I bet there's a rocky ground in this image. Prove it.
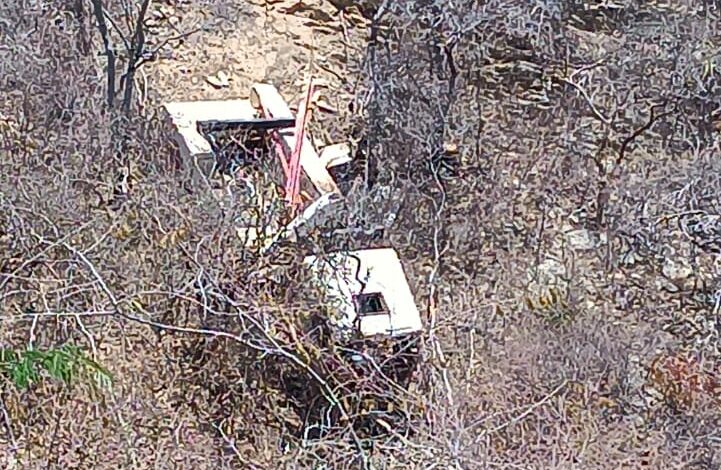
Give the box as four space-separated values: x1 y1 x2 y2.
145 0 366 117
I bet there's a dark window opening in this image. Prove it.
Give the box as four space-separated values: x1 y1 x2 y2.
353 293 389 317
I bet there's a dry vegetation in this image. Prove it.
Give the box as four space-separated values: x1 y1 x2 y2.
2 0 721 469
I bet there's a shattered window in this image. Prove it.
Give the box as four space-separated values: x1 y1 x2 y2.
353 292 389 316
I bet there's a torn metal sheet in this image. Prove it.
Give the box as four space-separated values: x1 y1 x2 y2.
303 248 422 338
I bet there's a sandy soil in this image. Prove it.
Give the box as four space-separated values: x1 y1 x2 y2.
145 0 367 109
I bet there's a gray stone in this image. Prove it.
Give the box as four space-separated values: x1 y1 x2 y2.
655 276 680 293
662 258 693 281
564 228 597 250
533 258 566 285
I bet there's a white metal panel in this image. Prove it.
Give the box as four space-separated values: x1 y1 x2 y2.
164 99 256 125
163 98 262 185
251 84 340 196
304 248 422 338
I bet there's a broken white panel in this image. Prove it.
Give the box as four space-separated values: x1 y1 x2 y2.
250 83 340 196
319 143 352 168
163 99 257 180
303 248 422 338
260 192 343 254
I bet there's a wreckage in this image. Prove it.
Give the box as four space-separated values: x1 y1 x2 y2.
163 84 421 437
164 82 422 345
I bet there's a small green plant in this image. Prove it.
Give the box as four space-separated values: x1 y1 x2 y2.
0 344 112 390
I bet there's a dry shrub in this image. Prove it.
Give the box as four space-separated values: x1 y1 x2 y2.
1 2 381 469
347 0 721 467
3 0 721 469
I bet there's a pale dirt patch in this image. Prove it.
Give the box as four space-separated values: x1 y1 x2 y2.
145 0 366 108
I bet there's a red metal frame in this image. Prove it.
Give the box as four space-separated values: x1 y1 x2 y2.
255 79 315 212
286 79 314 208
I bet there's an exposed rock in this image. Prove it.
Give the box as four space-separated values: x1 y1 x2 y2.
655 276 680 293
625 354 649 408
621 250 638 267
443 142 459 154
206 70 230 88
532 257 566 286
327 0 382 18
662 258 693 281
564 228 597 250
